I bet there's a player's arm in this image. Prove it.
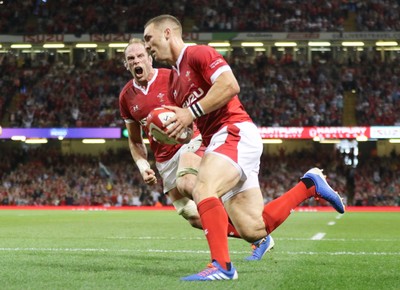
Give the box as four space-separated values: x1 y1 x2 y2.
195 69 240 114
126 121 157 185
164 70 239 137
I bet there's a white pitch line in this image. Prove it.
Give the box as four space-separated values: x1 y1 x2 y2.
311 232 326 240
106 236 400 242
282 251 400 256
327 221 336 226
0 247 399 256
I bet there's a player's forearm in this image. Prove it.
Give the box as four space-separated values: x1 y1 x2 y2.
129 138 148 163
192 72 240 116
128 139 155 181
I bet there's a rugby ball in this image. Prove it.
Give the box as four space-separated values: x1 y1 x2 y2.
146 107 193 145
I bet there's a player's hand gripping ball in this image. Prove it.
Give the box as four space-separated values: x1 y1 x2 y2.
146 107 193 145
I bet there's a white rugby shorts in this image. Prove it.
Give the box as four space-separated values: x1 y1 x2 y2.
204 121 263 202
156 135 202 193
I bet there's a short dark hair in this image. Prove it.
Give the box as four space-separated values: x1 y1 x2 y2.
144 14 182 32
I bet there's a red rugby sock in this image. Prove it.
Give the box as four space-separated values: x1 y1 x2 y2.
262 182 315 233
227 221 241 238
198 197 231 270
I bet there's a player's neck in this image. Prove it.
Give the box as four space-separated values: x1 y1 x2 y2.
135 81 147 89
170 40 185 65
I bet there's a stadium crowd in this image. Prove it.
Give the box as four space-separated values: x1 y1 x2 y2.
355 0 400 31
1 0 400 208
231 51 345 127
353 57 400 126
1 0 400 34
5 55 124 128
0 54 27 124
3 50 400 128
0 146 164 207
2 0 400 127
0 144 399 207
0 0 349 35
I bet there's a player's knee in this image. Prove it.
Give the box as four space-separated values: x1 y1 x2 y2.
176 168 197 197
176 175 195 197
172 197 201 228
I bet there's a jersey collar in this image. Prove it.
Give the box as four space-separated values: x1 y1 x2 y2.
173 45 189 76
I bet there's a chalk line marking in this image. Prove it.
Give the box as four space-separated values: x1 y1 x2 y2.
106 236 400 242
311 233 326 240
0 247 399 256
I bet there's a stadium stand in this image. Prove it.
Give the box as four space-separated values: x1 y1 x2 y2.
0 146 166 207
1 1 399 128
1 145 399 206
1 0 398 34
3 52 399 128
354 0 400 31
1 0 400 207
6 57 124 128
0 0 186 34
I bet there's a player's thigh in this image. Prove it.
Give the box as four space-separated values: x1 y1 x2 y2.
193 152 241 203
178 151 201 169
224 187 266 241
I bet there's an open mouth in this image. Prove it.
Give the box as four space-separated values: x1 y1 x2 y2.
134 67 143 77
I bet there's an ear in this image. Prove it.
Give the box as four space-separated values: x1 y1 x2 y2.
164 27 171 40
124 60 129 70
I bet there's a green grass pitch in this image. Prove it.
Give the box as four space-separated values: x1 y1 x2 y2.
0 209 399 290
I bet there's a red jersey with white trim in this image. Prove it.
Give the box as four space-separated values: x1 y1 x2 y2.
119 68 182 162
169 45 252 146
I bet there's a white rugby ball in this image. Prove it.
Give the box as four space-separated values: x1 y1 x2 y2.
146 107 193 145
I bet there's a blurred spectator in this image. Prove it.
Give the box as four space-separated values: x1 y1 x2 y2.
229 52 344 126
355 0 400 31
4 49 400 128
1 1 399 34
353 56 400 125
7 56 125 128
0 146 164 207
1 0 400 209
0 0 349 34
1 144 399 207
